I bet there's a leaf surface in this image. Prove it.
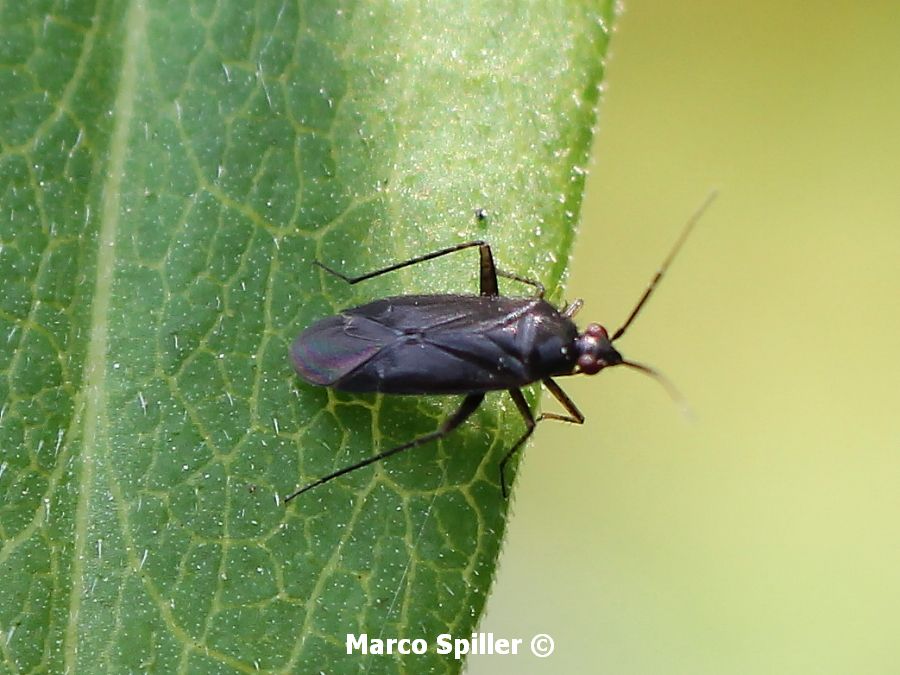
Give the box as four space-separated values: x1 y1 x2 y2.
0 1 614 671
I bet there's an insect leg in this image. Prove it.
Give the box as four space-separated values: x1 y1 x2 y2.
478 244 499 296
539 378 585 424
499 389 536 498
499 380 585 497
562 298 584 318
496 269 545 298
284 393 485 503
314 240 500 297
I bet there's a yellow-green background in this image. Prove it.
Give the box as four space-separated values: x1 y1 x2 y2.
472 2 900 673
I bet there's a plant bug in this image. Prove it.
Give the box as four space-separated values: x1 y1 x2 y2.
286 194 716 502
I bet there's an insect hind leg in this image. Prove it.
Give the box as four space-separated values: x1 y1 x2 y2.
314 240 500 296
284 393 485 502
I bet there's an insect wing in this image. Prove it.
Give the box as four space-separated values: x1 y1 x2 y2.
332 295 535 394
291 312 396 386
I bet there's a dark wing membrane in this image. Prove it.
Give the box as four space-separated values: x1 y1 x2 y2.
291 313 397 386
334 295 540 394
341 294 531 333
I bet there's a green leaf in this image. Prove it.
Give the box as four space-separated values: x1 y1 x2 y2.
0 1 614 672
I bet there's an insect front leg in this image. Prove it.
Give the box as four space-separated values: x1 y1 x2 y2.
499 389 537 498
538 378 585 424
499 380 585 497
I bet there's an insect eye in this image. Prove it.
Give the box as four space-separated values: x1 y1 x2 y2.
578 353 602 375
585 323 609 341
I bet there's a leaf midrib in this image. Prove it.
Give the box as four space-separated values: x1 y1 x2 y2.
65 0 148 668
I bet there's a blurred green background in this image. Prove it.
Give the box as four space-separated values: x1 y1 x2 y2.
471 1 900 673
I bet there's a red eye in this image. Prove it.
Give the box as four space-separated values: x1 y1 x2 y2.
585 323 608 340
578 354 602 375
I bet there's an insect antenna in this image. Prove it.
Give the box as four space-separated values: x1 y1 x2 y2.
612 191 718 342
620 359 692 417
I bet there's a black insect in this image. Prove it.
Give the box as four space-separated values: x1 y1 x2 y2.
286 196 715 502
